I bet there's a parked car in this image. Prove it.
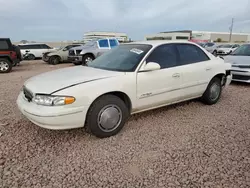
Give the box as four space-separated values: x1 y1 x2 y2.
215 44 240 56
42 44 83 65
17 41 232 138
224 43 250 83
0 38 20 73
203 42 218 55
68 38 119 65
18 43 56 60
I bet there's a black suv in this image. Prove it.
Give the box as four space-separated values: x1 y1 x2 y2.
0 38 22 73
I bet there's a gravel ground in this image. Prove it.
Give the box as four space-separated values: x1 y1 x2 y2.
0 60 250 188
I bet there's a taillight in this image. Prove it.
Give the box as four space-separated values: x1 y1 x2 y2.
10 51 17 59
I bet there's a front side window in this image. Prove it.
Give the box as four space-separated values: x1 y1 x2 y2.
176 44 210 65
146 44 178 69
88 44 152 72
109 39 118 48
98 39 109 48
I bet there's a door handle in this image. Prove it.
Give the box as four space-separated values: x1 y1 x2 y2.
206 67 211 71
172 73 180 78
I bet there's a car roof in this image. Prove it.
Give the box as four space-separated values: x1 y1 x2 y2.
129 40 199 47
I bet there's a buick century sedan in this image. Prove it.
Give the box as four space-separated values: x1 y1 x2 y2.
17 41 232 138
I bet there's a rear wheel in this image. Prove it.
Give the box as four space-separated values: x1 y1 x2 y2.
27 54 35 60
201 77 222 105
0 58 12 73
85 95 129 138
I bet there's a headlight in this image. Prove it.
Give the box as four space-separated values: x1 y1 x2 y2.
33 94 75 106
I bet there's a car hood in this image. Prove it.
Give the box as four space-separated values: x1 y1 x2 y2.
24 66 124 94
224 55 250 65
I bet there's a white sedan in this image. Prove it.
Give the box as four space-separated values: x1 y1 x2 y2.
17 41 232 138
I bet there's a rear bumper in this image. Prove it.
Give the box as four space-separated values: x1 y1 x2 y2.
223 70 232 87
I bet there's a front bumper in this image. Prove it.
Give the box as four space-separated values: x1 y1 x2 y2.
17 92 89 130
231 69 250 83
68 55 82 63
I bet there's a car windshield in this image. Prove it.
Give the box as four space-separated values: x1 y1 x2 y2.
219 44 233 48
87 44 152 72
231 44 250 56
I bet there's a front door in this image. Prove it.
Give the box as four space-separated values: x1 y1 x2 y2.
136 44 183 111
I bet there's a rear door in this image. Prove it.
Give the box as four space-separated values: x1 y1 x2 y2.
175 43 211 99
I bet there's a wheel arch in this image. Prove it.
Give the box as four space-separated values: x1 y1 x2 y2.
88 91 132 113
211 73 226 86
83 53 95 59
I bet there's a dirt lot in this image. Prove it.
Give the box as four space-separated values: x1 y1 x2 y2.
1 60 250 188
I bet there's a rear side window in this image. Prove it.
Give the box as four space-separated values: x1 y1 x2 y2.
176 44 210 65
40 44 51 49
0 41 9 50
206 43 215 47
109 39 118 48
18 44 41 49
146 44 178 69
98 39 109 48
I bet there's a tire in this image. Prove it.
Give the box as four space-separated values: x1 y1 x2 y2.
201 77 222 105
49 56 60 65
85 95 129 138
82 54 94 65
0 58 12 73
27 54 35 60
212 51 217 56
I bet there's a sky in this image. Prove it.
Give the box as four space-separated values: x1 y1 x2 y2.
0 0 249 42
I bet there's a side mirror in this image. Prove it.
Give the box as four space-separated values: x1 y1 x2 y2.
140 62 161 72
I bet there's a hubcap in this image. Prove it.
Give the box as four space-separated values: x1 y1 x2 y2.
0 61 9 71
210 83 220 101
98 105 122 132
85 57 93 63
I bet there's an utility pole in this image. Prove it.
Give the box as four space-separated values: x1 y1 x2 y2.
229 18 234 42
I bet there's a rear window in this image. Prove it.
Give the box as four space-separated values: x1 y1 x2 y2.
0 41 9 50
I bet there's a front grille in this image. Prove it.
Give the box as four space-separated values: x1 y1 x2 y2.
232 75 250 81
23 87 33 102
68 50 75 56
76 50 82 55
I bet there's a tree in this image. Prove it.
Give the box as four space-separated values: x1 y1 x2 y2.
216 38 222 42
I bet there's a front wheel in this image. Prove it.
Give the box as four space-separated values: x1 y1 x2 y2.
212 51 217 56
201 77 222 105
49 56 60 65
82 54 94 65
85 95 129 138
0 58 12 73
